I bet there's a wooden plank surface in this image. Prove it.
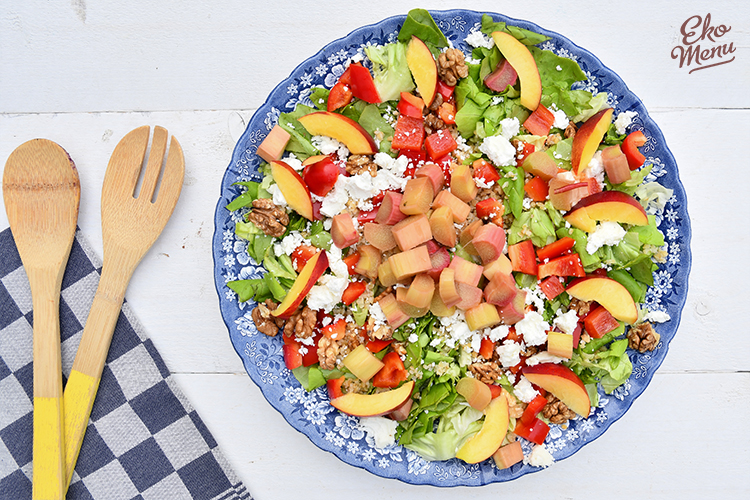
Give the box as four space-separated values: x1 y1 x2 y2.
1 1 748 498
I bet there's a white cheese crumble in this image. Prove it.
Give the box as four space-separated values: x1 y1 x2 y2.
311 135 349 160
281 154 304 171
489 324 510 342
465 30 495 49
643 309 671 323
499 117 520 140
369 302 387 327
551 108 569 129
479 134 516 167
513 375 539 403
515 311 550 346
586 221 627 254
614 111 638 135
496 340 522 368
358 416 398 449
524 444 555 468
306 274 349 312
320 177 350 218
267 183 288 208
274 231 308 257
553 309 579 335
582 150 604 189
326 244 349 279
525 351 566 366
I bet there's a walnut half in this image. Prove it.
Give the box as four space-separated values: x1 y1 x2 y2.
437 48 469 86
247 198 289 237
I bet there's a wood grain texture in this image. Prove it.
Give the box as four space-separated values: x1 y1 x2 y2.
1 1 748 498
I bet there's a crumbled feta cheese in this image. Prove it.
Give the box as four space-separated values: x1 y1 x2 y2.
344 173 380 200
586 221 627 254
369 302 387 326
555 65 562 71
491 95 504 106
496 340 521 368
479 135 516 167
554 309 579 335
320 177 349 217
306 274 349 312
513 375 539 403
525 351 566 366
274 231 308 257
311 135 349 160
281 154 304 171
358 416 398 449
500 117 520 140
515 311 549 346
523 287 547 317
489 324 510 342
326 244 349 279
643 309 671 323
524 444 555 467
267 183 288 208
474 176 495 189
465 30 495 49
408 333 419 344
551 108 569 129
582 150 605 190
614 111 638 135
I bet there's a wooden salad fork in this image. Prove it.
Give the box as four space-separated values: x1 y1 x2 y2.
62 126 184 489
3 140 80 499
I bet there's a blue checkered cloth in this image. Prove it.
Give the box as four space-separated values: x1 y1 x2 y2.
0 228 250 500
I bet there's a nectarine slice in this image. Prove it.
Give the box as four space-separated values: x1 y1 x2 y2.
270 160 314 220
271 251 329 319
522 363 590 417
571 108 614 174
297 111 377 155
566 276 638 324
406 36 438 106
564 191 648 232
491 31 542 111
455 391 510 464
331 381 415 417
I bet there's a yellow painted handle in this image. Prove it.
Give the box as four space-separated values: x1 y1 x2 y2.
33 397 65 500
62 369 100 490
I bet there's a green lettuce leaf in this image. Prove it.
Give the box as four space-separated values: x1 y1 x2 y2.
404 405 483 461
479 14 551 46
365 42 415 102
398 9 449 51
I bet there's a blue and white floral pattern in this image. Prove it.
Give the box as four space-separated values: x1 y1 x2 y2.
211 10 692 486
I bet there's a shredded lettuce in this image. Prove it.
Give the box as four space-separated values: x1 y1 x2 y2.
364 42 415 102
570 337 633 394
404 405 483 461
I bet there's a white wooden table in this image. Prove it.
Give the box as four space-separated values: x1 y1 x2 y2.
2 1 748 498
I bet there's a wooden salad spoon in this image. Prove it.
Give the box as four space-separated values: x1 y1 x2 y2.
62 126 184 490
3 140 81 499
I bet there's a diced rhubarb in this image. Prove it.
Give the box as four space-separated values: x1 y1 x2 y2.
475 197 504 225
450 163 478 202
257 125 291 163
508 240 538 275
375 191 407 225
484 271 518 307
396 286 429 318
364 222 397 252
548 176 589 211
392 114 425 151
547 331 574 359
539 276 565 300
622 130 647 170
465 303 502 331
522 151 558 181
537 253 585 280
522 104 555 136
439 267 462 307
427 247 451 281
425 240 441 254
471 223 507 264
429 206 457 247
392 214 432 251
601 144 631 185
583 305 620 339
493 441 524 470
343 344 384 382
377 260 398 287
449 256 484 287
497 290 526 325
484 58 518 92
455 282 483 311
331 212 359 249
389 245 432 280
400 177 435 215
483 254 513 281
459 220 484 257
378 292 409 328
432 189 471 223
415 162 445 194
404 273 435 310
353 244 381 279
425 129 457 159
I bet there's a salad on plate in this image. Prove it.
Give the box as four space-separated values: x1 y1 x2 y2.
224 9 675 471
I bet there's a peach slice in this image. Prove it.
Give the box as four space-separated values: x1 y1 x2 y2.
456 377 492 411
378 292 409 328
491 31 542 111
297 111 377 155
406 36 438 106
439 267 462 308
343 344 385 382
522 363 590 417
389 245 432 280
364 222 397 252
465 302 502 331
400 177 435 215
449 256 484 287
547 331 574 359
331 212 359 249
493 441 524 470
353 244 381 280
564 191 648 232
471 223 507 264
388 397 414 422
270 160 313 220
483 254 513 281
522 151 558 181
257 125 291 163
429 206 457 248
571 108 614 174
432 189 471 223
392 214 432 251
375 191 407 225
566 276 638 324
331 380 415 417
301 154 330 166
450 163 478 203
455 391 510 464
271 251 329 319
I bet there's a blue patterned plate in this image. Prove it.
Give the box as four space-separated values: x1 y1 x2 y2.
212 10 691 486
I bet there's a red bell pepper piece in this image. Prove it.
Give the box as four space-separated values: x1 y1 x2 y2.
327 81 353 112
436 80 455 101
356 207 379 224
437 102 456 125
522 104 555 136
290 244 320 272
347 62 381 104
321 318 346 340
282 342 303 370
520 394 548 425
475 197 504 225
488 384 504 399
515 142 535 167
432 154 453 183
536 237 576 262
397 92 425 119
372 351 408 388
341 281 367 305
327 376 346 400
506 326 522 343
301 332 322 367
622 130 647 170
583 305 620 339
472 159 501 184
342 252 360 275
513 416 550 445
479 337 495 359
366 338 393 353
524 176 549 202
508 240 538 275
424 129 457 159
537 253 585 280
539 276 566 301
391 114 425 151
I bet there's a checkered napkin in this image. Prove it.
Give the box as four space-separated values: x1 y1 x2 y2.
0 228 250 500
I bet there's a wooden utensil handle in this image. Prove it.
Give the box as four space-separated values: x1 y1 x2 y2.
63 263 133 490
